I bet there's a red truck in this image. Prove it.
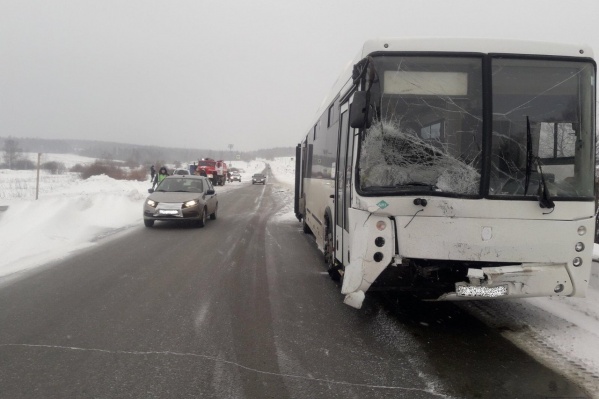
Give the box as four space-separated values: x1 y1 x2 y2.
194 158 228 186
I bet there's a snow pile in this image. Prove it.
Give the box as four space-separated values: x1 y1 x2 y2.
269 157 295 186
0 169 81 199
359 120 480 194
0 174 150 277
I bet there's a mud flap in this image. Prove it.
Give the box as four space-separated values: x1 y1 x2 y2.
343 290 365 309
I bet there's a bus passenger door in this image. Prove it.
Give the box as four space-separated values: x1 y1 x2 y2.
335 102 351 266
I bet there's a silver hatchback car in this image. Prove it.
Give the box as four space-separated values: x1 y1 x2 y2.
143 175 218 228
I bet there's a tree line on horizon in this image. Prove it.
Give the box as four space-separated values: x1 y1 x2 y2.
0 137 295 168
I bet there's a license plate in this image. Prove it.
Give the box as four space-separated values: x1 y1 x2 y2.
456 284 508 297
159 210 178 215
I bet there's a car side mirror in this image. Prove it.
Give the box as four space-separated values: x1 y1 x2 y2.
206 189 215 195
148 188 154 193
349 91 371 129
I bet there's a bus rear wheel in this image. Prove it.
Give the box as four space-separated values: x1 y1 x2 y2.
324 226 341 281
302 217 312 234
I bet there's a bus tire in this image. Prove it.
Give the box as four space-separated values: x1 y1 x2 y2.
302 217 312 234
324 218 340 281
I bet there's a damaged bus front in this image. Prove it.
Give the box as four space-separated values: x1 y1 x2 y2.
298 38 596 309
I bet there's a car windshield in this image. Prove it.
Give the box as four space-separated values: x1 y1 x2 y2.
253 174 264 178
157 178 203 193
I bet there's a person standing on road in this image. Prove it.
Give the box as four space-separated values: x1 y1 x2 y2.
150 165 156 182
152 166 168 189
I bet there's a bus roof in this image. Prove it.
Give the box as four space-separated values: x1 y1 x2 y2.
360 37 593 59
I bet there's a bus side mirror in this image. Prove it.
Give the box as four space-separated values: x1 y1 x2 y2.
349 91 371 129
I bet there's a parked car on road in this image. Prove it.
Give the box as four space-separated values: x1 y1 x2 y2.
143 175 217 228
252 174 266 185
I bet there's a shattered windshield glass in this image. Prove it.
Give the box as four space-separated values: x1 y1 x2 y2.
490 58 595 198
357 55 595 200
358 56 483 195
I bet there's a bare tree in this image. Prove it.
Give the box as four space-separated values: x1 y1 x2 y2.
3 137 22 169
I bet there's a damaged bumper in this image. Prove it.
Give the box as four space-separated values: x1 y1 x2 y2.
441 263 574 300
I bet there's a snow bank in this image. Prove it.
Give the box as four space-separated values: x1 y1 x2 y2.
0 174 149 277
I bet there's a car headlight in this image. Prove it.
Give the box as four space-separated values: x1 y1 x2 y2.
146 199 157 207
183 199 199 208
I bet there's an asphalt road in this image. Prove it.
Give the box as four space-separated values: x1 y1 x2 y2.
0 173 589 398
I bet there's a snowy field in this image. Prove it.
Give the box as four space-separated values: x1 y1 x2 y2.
1 153 599 395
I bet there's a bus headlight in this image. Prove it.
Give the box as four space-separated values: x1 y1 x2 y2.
573 257 583 267
578 226 586 236
376 221 387 231
575 242 585 252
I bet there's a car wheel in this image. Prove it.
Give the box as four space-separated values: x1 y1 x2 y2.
210 203 218 220
144 219 154 228
198 207 207 228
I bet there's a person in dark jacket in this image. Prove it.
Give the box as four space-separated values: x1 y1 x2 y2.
150 165 156 182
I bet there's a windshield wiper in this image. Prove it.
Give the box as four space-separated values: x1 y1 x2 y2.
525 116 533 195
524 116 555 210
536 161 555 210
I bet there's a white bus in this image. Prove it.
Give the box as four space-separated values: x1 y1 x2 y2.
294 38 596 309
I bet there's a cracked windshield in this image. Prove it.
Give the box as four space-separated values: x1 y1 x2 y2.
358 56 595 200
490 58 595 198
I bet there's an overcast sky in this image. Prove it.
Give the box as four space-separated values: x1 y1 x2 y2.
1 0 598 151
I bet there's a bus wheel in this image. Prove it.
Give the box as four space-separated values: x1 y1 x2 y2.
302 217 312 234
324 227 340 281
